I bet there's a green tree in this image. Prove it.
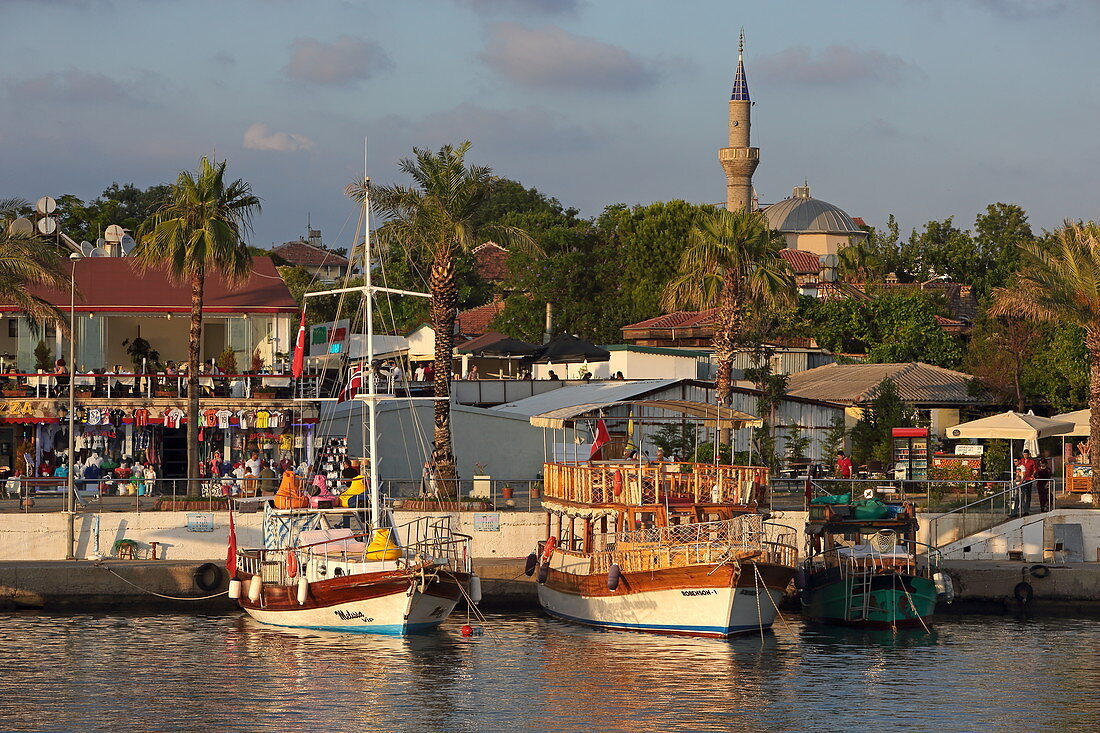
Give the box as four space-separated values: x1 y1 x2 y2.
55 183 174 243
133 157 260 480
973 203 1033 296
990 222 1100 498
850 378 914 465
900 217 977 282
818 415 848 465
598 200 713 325
837 238 884 283
0 226 68 330
353 142 532 491
663 208 795 404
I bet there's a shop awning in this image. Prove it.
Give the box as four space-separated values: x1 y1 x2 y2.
529 400 761 430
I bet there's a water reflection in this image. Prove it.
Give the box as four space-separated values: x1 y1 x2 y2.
0 611 1097 732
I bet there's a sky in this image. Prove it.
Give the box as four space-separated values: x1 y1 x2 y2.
2 0 1100 251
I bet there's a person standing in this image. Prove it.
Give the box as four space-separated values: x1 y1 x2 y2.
1035 456 1054 513
1016 449 1037 516
835 450 853 479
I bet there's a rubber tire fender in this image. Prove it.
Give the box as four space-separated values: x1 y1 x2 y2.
1013 581 1034 605
193 562 225 592
524 553 538 577
1029 564 1051 579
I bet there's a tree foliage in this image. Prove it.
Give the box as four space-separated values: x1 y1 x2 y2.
850 379 914 465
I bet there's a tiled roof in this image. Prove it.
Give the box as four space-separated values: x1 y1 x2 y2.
473 242 509 282
456 331 508 353
456 301 505 337
622 309 718 331
779 249 821 274
817 281 872 302
784 362 988 406
272 240 350 267
851 217 867 228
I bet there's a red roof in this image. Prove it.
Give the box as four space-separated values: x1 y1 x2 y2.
622 309 718 331
779 249 821 274
272 240 350 267
473 242 509 281
456 301 505 336
851 217 867 228
4 256 298 314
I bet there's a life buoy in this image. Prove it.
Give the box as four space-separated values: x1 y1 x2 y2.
193 562 224 592
1014 581 1034 605
613 470 623 497
540 536 557 564
287 550 299 579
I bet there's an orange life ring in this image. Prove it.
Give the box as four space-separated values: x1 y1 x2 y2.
286 550 299 578
613 469 623 497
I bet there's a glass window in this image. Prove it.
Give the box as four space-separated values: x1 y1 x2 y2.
7 320 16 338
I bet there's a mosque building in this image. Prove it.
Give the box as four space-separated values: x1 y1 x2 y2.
720 34 868 257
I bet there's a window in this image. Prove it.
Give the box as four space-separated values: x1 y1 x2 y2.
7 320 15 338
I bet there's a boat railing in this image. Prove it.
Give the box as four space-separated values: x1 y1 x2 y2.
543 461 769 507
236 517 472 582
588 515 797 574
803 537 942 580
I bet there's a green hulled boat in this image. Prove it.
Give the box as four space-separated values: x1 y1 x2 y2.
797 495 950 630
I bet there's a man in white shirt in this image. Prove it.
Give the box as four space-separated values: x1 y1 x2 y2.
244 451 263 476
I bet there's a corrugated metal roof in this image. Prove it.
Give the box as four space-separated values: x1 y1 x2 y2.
622 309 717 331
784 362 987 406
491 379 685 417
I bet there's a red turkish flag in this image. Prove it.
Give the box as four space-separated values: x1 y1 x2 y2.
291 309 307 379
590 419 610 461
226 507 238 578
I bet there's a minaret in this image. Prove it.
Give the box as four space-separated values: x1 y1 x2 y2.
719 31 759 212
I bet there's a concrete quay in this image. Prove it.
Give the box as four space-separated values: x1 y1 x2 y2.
0 557 538 612
940 559 1100 616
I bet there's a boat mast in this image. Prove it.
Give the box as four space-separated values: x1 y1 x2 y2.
363 142 381 530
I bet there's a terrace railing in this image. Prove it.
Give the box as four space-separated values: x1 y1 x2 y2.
543 461 769 507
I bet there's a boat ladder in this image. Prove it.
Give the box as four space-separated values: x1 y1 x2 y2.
846 565 874 622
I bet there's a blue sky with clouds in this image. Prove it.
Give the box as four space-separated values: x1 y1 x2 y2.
2 0 1099 249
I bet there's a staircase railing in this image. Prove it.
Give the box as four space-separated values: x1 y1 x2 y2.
927 484 1017 549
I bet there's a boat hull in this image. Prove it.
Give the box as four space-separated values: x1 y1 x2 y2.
538 562 794 638
238 569 467 635
801 571 937 629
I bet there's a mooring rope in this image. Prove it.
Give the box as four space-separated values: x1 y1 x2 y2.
95 562 229 601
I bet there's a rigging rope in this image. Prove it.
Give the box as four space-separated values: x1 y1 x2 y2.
95 562 229 601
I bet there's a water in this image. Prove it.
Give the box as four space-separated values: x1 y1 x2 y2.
0 611 1096 732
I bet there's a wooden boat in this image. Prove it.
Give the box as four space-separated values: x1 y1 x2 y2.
531 457 798 638
798 496 949 630
232 507 474 634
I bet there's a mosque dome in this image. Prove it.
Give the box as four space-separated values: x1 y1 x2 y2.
763 185 864 235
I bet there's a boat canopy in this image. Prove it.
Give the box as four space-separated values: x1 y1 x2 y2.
529 400 762 430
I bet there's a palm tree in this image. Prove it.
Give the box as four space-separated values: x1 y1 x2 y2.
991 221 1100 500
837 239 883 283
663 208 795 406
133 157 260 481
347 142 531 494
0 228 69 329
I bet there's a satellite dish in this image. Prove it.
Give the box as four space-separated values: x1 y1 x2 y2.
8 218 34 236
89 246 111 258
37 217 57 235
119 234 137 254
79 241 94 257
104 224 126 243
35 196 57 215
95 238 107 249
820 254 839 269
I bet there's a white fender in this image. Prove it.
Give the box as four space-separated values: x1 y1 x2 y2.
297 575 309 605
228 578 242 600
468 574 483 604
247 577 262 603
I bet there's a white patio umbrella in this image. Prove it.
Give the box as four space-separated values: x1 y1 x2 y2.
948 411 1075 480
1051 408 1090 437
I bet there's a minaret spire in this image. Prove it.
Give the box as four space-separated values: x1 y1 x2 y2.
719 30 759 212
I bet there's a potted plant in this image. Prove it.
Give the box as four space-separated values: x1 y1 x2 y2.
155 385 178 398
216 347 238 375
530 481 542 499
471 462 491 498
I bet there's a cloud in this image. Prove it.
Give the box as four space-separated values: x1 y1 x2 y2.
755 45 914 87
6 68 156 107
210 51 235 69
479 22 657 91
375 102 603 155
284 35 391 87
243 123 315 152
453 0 580 14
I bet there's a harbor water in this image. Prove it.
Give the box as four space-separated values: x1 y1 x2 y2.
1 611 1096 732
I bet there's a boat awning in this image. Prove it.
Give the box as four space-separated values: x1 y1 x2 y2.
529 400 762 430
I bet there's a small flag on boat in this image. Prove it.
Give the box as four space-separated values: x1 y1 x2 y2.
291 308 307 379
590 419 610 460
226 507 238 578
337 367 364 403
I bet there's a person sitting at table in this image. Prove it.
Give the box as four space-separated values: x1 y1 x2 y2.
53 358 69 397
259 460 279 495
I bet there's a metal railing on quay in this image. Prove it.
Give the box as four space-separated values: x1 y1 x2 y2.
3 476 277 514
0 371 319 400
927 483 1020 549
381 477 547 512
